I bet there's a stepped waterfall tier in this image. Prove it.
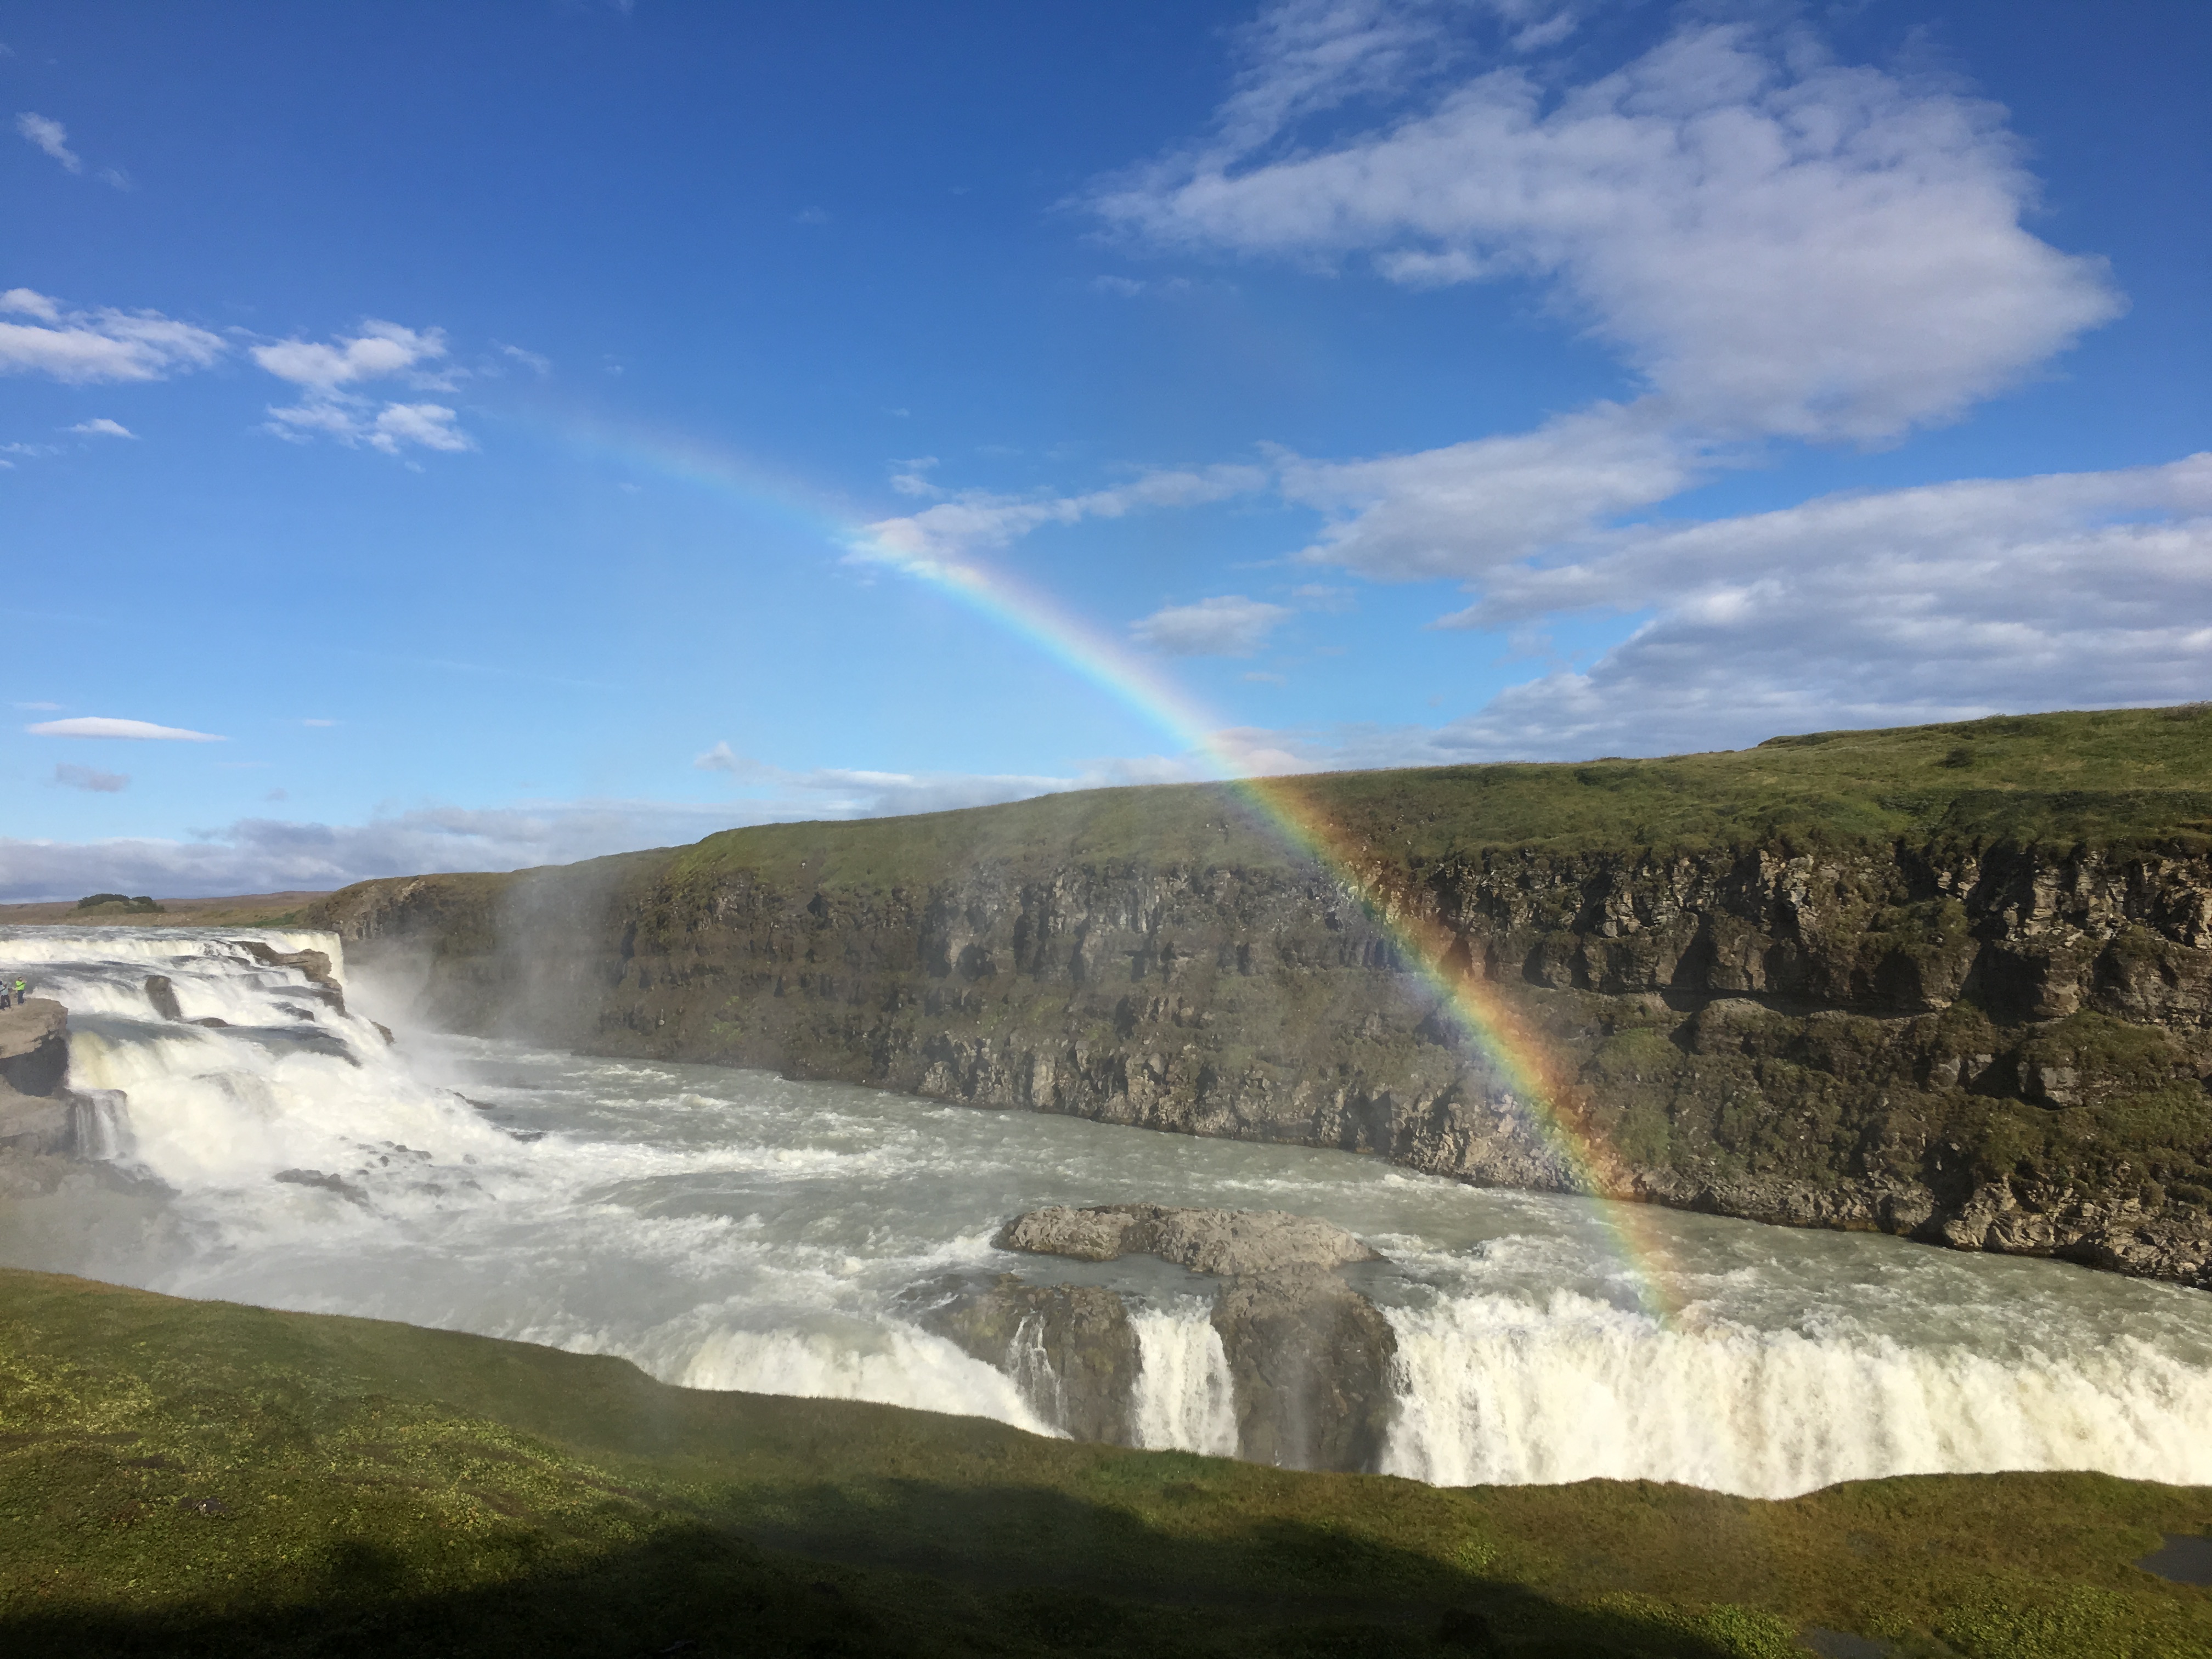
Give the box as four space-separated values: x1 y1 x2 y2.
5 923 2212 1500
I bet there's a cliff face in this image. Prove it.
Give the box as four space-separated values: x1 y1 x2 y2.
308 712 2212 1293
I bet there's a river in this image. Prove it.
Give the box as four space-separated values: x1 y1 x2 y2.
4 924 2209 1500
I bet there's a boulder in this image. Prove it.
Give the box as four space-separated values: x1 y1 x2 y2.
144 975 184 1020
995 1204 1380 1277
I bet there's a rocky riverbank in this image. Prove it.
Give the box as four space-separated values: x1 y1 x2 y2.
304 707 2212 1292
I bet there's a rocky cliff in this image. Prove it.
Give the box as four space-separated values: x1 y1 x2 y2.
306 707 2212 1291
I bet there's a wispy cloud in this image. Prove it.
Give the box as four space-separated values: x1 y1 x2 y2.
66 417 134 438
0 800 744 903
1130 594 1292 657
695 741 1207 817
0 288 225 385
15 111 80 172
858 462 1268 569
53 762 127 793
26 716 225 742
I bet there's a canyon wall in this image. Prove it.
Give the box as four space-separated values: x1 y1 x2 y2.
307 755 2212 1291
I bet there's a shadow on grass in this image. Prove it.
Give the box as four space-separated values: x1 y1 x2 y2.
3 1479 1768 1659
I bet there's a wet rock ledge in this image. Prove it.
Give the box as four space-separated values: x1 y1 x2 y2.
920 1205 1400 1473
0 999 123 1193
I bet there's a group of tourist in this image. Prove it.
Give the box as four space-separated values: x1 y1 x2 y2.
0 976 31 1009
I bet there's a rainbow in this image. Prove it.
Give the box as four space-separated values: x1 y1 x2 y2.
535 409 1683 1319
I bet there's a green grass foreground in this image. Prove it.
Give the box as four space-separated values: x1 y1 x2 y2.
3 1271 2208 1657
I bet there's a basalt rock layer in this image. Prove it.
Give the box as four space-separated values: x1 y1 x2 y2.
306 707 2212 1291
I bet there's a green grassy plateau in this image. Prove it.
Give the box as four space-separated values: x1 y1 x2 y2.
3 1269 2207 1658
657 704 2212 896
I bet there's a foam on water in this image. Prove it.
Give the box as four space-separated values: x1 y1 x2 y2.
7 924 2212 1499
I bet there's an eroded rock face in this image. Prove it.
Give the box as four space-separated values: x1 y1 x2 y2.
982 1204 1401 1471
915 1276 1141 1444
996 1204 1380 1277
1211 1268 1397 1472
0 999 72 1104
308 791 2212 1293
0 1000 96 1162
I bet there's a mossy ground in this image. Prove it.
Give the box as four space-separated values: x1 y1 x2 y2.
3 1269 2208 1657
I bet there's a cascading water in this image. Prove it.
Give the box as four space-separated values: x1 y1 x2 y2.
1130 1301 1239 1456
5 923 2212 1500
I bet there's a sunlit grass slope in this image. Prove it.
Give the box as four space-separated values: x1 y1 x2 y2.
3 1269 2208 1657
663 705 2212 896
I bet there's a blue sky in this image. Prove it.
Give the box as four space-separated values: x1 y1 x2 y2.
3 0 2208 898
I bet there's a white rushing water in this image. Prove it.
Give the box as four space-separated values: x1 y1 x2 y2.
5 923 2211 1500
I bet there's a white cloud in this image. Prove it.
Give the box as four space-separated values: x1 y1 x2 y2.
498 342 552 376
252 320 449 390
253 321 475 454
858 463 1268 569
1415 454 2212 757
15 111 80 172
1279 400 1699 579
26 716 225 742
888 456 942 497
66 417 134 438
695 741 1087 816
370 402 472 453
0 800 750 904
0 289 225 385
1207 1 1598 163
694 740 1218 818
1131 594 1293 657
1094 17 2120 444
53 762 127 793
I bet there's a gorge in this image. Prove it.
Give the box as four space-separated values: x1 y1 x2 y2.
301 706 2212 1293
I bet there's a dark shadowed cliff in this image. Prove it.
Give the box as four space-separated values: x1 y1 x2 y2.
306 706 2212 1290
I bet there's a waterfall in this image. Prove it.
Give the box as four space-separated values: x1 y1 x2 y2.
1376 1289 2212 1498
1130 1301 1239 1456
7 923 2212 1503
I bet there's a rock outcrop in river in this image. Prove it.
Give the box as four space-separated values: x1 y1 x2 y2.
0 999 127 1194
304 707 2212 1291
923 1205 1398 1471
